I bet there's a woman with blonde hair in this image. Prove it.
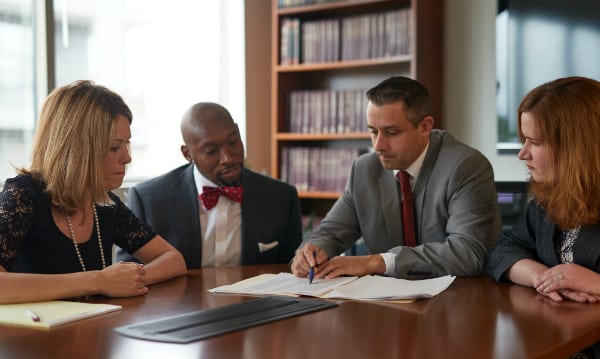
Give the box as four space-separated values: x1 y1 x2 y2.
0 80 186 304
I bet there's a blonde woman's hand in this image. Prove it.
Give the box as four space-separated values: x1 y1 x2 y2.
95 261 148 297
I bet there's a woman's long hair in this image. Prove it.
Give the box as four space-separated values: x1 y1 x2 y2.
20 80 132 214
518 76 600 229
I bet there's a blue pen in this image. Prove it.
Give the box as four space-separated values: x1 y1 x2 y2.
308 251 316 284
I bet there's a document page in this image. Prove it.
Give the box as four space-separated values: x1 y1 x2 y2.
322 275 455 300
209 273 455 301
209 272 358 297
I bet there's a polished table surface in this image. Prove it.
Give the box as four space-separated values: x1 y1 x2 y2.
2 264 600 359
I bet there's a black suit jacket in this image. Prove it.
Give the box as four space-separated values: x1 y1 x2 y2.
487 200 600 281
115 164 303 268
487 196 600 358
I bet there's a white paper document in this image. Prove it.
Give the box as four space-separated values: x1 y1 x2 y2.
208 273 358 297
208 272 455 301
321 274 455 300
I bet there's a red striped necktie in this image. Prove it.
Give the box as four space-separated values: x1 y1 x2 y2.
397 171 416 247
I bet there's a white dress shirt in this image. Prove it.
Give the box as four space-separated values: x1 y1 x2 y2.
193 166 242 267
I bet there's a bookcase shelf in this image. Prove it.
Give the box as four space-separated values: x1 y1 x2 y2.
277 0 409 16
276 133 370 141
271 0 443 217
275 55 412 72
298 191 341 200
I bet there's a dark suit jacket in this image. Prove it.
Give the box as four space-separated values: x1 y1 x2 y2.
487 200 600 281
487 196 600 358
304 130 502 278
115 164 303 268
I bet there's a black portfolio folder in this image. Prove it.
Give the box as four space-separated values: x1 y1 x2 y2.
114 296 337 343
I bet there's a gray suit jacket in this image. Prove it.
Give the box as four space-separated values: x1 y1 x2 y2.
115 164 303 268
305 130 501 278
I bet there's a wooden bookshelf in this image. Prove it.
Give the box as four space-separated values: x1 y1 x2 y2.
270 0 443 216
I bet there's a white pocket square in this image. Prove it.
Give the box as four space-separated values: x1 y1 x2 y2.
258 241 279 253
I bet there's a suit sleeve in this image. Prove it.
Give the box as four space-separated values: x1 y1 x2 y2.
486 201 541 281
302 160 363 258
114 186 144 263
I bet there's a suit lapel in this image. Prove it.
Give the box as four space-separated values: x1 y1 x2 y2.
539 221 560 266
170 164 200 224
170 164 203 267
540 222 600 270
413 131 443 241
239 169 260 264
573 226 600 270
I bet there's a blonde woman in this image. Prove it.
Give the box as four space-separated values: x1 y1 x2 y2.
0 80 186 304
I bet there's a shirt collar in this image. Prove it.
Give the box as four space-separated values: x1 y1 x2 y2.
393 140 430 183
193 165 218 196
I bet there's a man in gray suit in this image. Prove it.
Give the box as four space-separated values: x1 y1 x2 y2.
116 102 302 268
292 76 501 279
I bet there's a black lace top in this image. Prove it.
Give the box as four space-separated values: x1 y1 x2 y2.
0 175 156 273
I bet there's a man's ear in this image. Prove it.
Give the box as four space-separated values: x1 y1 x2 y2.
420 116 434 132
181 145 192 162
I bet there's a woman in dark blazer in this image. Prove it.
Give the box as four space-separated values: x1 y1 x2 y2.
488 76 600 358
487 76 600 306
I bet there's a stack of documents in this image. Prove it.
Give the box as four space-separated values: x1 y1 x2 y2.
209 272 455 302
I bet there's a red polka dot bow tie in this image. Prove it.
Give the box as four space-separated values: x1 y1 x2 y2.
199 186 243 210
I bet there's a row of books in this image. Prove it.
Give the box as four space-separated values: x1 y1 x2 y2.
280 8 411 65
281 147 371 193
288 89 368 134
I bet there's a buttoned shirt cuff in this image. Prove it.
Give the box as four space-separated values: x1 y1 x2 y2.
380 252 396 276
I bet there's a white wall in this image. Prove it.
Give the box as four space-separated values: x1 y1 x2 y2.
444 0 528 181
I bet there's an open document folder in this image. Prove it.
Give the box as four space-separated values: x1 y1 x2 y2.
208 272 455 301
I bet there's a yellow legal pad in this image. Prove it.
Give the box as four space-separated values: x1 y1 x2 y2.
0 300 122 330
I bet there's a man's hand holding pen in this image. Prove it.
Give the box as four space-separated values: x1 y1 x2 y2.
291 243 326 280
292 242 386 279
308 251 317 284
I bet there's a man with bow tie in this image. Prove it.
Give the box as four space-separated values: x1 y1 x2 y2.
116 102 302 268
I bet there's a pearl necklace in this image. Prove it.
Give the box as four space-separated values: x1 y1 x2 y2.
66 204 106 271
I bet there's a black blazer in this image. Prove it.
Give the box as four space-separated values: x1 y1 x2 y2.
115 164 303 268
487 200 600 281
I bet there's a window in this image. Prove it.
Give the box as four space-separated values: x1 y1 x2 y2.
0 0 36 182
0 0 245 185
54 0 246 183
496 0 600 153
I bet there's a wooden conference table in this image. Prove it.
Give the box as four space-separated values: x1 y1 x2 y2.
1 264 600 359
